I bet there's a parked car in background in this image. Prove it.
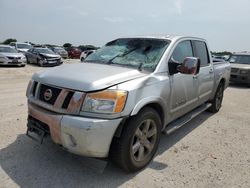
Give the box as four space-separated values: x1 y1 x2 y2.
26 47 63 67
66 47 81 59
229 52 250 86
212 57 225 62
51 47 68 59
80 50 96 61
0 45 26 67
9 42 32 53
26 35 230 172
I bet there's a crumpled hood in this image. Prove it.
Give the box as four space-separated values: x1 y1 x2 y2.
18 48 29 52
231 63 250 70
32 63 147 92
40 53 61 58
0 52 25 58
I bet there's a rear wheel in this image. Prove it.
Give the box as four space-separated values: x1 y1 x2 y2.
110 107 161 172
207 82 224 113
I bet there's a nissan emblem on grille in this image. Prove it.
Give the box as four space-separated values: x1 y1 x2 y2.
44 89 53 101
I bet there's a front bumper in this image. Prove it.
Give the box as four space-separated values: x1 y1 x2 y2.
42 60 63 67
230 73 250 84
28 102 122 158
0 59 26 66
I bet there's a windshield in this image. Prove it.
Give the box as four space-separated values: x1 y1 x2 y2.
16 43 32 49
35 48 55 54
84 38 169 72
54 47 65 52
0 46 18 53
229 55 250 64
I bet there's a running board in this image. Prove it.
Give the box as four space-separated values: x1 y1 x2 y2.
164 103 212 135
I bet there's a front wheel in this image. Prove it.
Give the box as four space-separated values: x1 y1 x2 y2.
207 82 224 113
37 59 44 67
110 107 161 172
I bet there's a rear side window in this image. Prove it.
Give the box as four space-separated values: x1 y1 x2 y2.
193 41 210 67
171 40 193 63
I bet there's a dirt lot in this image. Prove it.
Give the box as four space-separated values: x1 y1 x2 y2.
0 60 250 188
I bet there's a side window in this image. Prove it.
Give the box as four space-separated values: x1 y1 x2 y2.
193 41 210 67
171 40 193 63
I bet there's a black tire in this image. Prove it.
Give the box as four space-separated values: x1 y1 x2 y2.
110 107 162 172
80 57 84 62
37 59 43 67
26 56 30 64
207 82 224 113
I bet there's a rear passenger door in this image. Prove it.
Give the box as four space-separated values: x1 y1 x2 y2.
192 40 214 104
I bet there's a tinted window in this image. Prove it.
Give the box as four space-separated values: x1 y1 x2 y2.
171 40 193 63
193 41 209 67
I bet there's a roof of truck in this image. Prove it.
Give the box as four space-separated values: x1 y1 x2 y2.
118 34 205 41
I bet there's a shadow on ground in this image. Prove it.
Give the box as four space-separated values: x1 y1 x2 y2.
229 82 249 89
0 112 212 188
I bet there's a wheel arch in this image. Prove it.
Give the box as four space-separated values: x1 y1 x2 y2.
114 99 166 138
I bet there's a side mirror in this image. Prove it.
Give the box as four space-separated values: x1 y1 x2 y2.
178 57 200 75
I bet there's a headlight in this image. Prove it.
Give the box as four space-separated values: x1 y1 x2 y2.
240 70 248 74
81 90 128 114
21 56 27 60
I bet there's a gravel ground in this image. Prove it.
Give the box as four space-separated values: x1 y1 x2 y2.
0 60 250 188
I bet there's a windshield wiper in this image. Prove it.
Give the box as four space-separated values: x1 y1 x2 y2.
107 47 139 64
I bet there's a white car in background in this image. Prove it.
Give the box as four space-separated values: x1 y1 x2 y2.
9 42 32 53
0 45 27 67
80 50 96 61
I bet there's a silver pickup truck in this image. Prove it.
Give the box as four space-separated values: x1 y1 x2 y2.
26 35 231 172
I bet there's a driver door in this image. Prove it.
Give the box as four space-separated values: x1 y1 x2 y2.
168 40 199 120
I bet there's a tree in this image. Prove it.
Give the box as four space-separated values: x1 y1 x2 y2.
78 45 98 51
63 43 72 48
2 38 17 44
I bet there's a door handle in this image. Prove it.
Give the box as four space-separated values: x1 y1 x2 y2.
209 69 213 74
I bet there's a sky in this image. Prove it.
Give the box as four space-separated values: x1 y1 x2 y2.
0 0 250 52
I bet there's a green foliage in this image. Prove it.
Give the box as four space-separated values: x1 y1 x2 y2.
211 51 232 56
2 38 17 44
78 45 99 51
63 43 72 48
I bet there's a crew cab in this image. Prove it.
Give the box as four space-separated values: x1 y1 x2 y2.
26 35 231 172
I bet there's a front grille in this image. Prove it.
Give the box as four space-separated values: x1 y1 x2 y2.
7 56 21 60
32 81 38 96
39 84 62 105
28 81 85 115
62 91 74 109
231 68 239 73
